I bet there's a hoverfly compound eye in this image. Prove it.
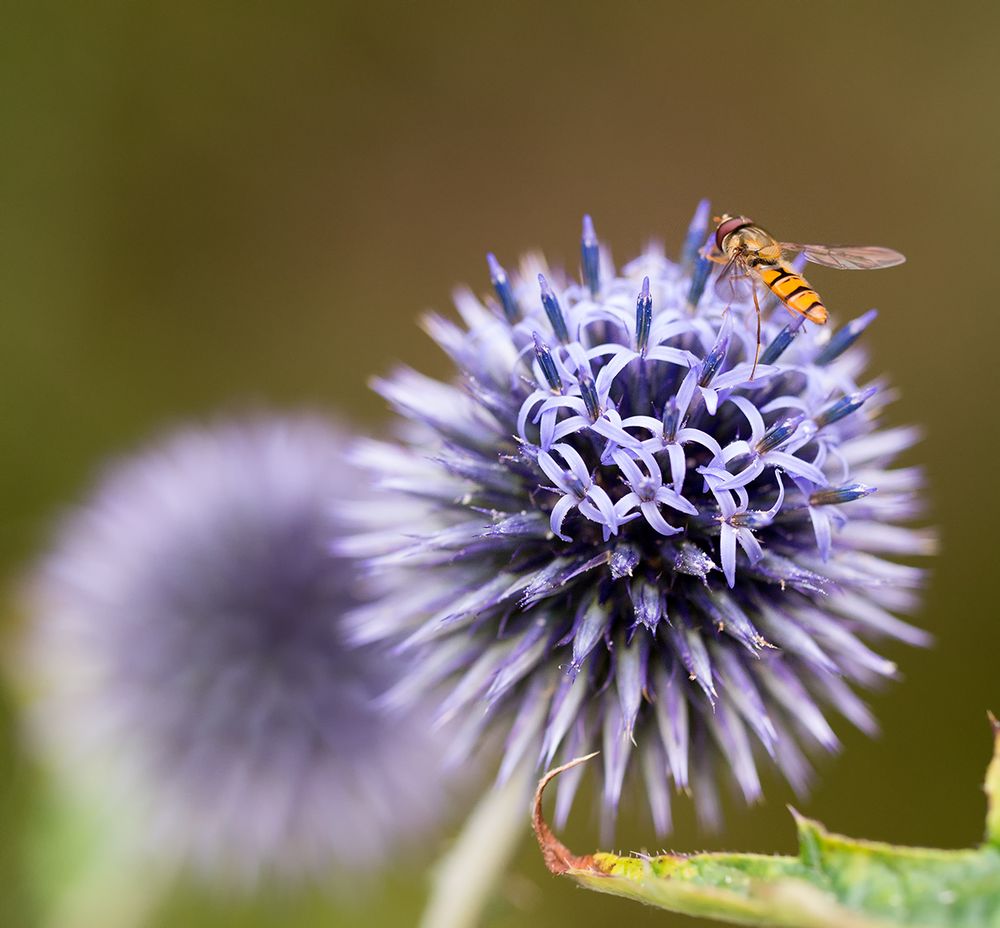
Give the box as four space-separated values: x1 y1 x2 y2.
715 215 753 252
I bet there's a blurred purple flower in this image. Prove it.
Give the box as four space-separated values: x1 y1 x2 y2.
340 205 935 839
23 416 446 885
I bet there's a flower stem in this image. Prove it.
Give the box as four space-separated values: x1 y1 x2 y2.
418 763 534 928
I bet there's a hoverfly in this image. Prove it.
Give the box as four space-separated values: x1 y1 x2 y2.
707 214 905 377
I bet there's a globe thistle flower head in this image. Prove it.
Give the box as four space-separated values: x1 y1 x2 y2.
24 416 447 886
346 204 934 838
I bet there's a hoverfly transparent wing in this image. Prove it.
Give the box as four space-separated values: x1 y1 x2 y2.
713 254 755 304
778 242 906 270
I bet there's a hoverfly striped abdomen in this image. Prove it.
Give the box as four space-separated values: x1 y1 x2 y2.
757 265 828 324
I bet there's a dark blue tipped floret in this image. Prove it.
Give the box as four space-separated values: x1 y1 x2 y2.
487 252 520 322
682 199 711 266
687 250 713 307
636 276 652 354
631 579 664 632
609 545 640 579
538 273 571 344
814 386 878 428
673 540 716 580
816 309 879 365
662 397 680 441
698 334 729 386
756 416 800 454
759 315 806 366
581 214 601 296
810 483 877 505
577 365 601 420
532 332 564 393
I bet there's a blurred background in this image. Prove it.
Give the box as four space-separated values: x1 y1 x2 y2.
2 2 998 925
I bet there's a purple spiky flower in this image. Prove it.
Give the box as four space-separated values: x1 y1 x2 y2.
342 204 934 838
22 416 447 885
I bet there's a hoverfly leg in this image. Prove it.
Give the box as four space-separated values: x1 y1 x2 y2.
749 277 762 381
699 244 730 265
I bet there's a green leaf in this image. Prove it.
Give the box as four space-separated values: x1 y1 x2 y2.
533 718 1000 927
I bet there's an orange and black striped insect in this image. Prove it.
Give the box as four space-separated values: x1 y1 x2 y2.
707 215 905 377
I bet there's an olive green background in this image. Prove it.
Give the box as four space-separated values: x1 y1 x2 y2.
2 2 998 926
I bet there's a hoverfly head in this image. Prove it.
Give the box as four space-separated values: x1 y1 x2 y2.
714 214 754 252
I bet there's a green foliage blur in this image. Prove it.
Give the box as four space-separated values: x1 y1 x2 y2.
2 2 998 925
